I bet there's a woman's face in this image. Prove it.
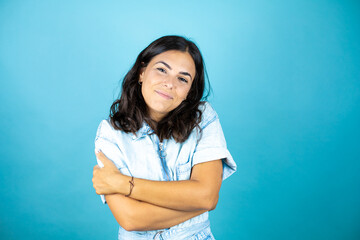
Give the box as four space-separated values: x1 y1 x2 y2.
139 50 196 122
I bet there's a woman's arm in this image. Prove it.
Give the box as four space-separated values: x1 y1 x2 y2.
93 151 223 211
126 160 223 211
105 193 207 231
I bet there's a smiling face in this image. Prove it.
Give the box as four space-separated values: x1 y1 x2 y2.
139 50 196 122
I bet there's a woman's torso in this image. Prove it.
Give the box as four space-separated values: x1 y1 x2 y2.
95 102 236 239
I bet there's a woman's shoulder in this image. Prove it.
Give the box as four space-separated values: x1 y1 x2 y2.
96 118 113 132
96 118 139 141
198 101 219 129
95 119 119 141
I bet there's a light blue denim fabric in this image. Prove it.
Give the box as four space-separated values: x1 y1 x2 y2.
94 102 236 240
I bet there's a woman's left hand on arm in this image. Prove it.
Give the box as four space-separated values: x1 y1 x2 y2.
92 151 125 195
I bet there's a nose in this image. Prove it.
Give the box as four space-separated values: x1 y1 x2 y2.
163 76 174 89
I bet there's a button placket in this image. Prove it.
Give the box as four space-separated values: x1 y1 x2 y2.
158 141 170 181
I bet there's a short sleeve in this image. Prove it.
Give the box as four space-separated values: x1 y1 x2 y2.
192 103 237 180
94 119 126 204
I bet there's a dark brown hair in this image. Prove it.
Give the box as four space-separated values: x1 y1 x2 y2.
109 35 209 143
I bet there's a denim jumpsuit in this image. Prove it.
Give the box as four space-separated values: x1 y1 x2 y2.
95 102 237 240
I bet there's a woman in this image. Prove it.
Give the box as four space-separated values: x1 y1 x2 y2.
92 35 236 239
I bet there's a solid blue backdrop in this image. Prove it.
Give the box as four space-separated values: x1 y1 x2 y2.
0 0 359 239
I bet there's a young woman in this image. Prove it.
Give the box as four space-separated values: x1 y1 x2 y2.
92 35 237 239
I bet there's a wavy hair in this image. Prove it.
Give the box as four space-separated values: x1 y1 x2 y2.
109 35 210 143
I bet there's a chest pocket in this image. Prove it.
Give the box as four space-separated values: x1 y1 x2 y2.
176 161 192 180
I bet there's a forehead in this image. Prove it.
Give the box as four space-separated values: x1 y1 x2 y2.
150 50 196 75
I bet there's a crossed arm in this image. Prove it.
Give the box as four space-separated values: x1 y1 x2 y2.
104 194 208 231
92 151 223 231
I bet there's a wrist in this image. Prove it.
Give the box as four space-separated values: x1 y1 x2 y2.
118 173 133 195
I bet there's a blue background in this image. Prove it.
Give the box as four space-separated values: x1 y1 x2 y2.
1 0 359 239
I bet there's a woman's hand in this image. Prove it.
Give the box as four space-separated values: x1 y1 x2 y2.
92 151 125 195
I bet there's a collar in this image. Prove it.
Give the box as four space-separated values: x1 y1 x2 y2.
132 122 154 140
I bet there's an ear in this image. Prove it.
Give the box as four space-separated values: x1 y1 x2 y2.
139 65 145 82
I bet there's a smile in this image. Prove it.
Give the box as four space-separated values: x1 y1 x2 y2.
155 90 173 100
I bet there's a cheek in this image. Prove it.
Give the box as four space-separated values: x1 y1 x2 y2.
141 84 151 101
177 87 191 100
146 71 163 84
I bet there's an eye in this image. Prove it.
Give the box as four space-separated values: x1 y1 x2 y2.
178 77 188 83
157 68 166 73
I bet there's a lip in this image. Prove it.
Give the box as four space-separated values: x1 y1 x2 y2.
155 90 173 100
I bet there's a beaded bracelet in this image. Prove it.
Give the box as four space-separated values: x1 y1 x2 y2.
125 176 134 197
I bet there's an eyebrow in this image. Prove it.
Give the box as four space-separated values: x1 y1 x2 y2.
155 61 193 81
